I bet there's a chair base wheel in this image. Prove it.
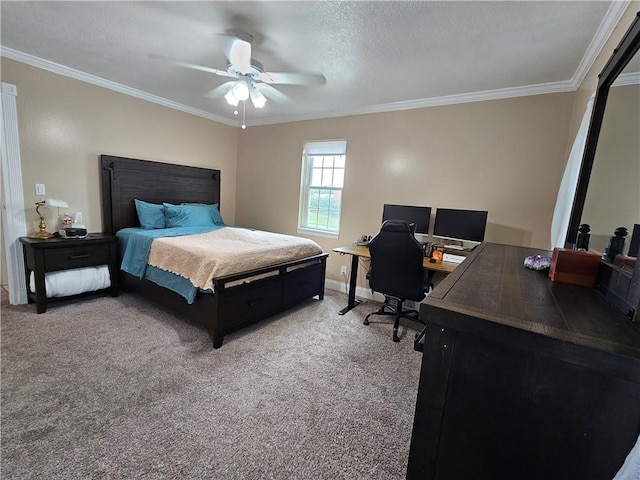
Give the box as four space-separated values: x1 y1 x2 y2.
363 298 424 342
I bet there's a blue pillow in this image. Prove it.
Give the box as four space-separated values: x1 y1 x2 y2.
134 199 165 229
164 203 216 228
180 203 225 226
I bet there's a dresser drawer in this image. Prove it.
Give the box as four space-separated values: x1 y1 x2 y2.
43 246 111 271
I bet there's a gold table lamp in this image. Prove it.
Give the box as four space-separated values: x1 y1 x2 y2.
29 198 69 239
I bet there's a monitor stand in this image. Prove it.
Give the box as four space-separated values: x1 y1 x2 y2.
443 241 480 252
443 240 464 250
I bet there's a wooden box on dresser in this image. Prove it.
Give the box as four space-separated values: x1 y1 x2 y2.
20 233 119 313
407 243 640 480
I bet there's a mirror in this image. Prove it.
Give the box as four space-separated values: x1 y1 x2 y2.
581 52 640 253
566 12 640 249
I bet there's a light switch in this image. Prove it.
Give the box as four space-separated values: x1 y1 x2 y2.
35 184 46 196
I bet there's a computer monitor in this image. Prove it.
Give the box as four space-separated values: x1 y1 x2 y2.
433 208 488 245
381 204 432 235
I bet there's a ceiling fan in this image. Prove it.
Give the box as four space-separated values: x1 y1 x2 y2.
173 34 326 126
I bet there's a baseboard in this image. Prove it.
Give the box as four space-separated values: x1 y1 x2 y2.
324 279 386 302
324 279 431 311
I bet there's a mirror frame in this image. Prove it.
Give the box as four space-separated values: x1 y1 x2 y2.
566 12 640 246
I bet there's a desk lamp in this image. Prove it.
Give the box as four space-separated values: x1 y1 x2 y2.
29 198 69 239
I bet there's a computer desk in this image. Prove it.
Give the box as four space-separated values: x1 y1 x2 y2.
332 245 459 315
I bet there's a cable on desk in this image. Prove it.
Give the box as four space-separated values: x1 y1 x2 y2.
343 266 349 294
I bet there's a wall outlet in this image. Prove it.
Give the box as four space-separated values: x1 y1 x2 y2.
340 265 347 276
35 183 46 196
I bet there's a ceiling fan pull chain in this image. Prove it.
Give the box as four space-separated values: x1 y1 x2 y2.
241 100 247 130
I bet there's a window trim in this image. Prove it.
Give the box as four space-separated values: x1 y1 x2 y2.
298 140 347 236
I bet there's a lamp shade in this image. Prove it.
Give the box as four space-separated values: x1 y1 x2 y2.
42 198 69 208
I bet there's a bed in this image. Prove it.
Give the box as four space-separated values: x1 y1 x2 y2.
100 154 328 348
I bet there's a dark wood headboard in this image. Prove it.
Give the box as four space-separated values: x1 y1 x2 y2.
100 155 221 234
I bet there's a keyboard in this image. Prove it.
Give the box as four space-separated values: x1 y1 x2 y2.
444 244 465 250
443 253 466 264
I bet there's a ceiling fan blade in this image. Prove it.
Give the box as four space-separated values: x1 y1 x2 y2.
249 86 267 108
257 71 326 86
204 81 236 99
228 38 252 75
172 61 235 78
255 83 289 102
149 53 235 78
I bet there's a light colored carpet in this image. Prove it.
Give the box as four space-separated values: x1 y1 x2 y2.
1 288 423 479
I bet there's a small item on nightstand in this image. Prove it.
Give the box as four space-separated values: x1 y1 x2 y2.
431 249 443 263
606 227 628 262
576 223 591 251
61 213 73 228
59 227 88 239
59 212 88 238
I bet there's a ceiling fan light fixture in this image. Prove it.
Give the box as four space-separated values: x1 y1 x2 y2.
232 79 250 101
168 32 325 124
252 96 266 109
250 87 267 109
224 89 239 106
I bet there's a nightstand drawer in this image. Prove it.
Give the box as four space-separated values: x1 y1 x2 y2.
44 246 110 271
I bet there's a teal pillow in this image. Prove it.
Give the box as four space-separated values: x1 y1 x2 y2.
180 203 225 226
134 199 165 229
164 203 216 228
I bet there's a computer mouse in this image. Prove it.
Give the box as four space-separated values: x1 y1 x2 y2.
429 258 436 263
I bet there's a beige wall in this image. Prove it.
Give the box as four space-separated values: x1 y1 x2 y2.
1 58 238 285
236 93 575 284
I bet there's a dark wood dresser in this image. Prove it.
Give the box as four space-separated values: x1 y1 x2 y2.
407 243 640 480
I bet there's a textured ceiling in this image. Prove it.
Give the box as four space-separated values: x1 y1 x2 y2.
0 1 626 127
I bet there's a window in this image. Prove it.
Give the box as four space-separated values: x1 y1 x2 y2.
298 140 347 235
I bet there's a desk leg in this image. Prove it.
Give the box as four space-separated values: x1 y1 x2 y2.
426 270 436 292
338 254 362 315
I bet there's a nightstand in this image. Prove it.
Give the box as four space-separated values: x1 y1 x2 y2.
20 233 119 313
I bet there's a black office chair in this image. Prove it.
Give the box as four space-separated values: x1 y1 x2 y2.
364 220 427 342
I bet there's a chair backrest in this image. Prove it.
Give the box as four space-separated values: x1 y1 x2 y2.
368 220 426 302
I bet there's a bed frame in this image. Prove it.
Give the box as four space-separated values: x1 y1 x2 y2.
100 155 327 348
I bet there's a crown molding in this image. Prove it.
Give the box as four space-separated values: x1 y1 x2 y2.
613 71 640 86
245 80 576 127
0 46 238 127
570 0 631 90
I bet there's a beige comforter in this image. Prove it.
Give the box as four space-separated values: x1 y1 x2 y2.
147 227 323 290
